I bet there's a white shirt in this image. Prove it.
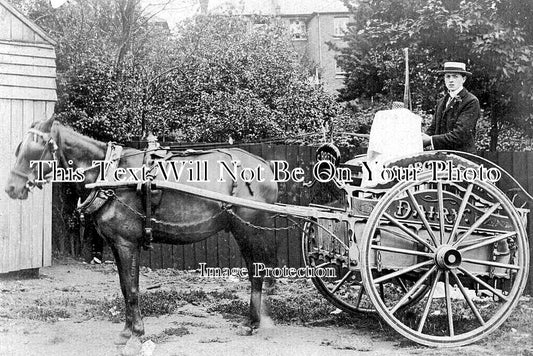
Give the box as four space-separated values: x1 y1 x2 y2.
445 87 463 107
448 87 463 99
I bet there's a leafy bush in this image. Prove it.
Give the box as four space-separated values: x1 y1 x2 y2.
19 1 340 144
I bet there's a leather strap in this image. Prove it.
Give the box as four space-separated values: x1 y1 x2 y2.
77 143 123 214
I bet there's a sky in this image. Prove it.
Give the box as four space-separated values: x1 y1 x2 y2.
140 0 201 29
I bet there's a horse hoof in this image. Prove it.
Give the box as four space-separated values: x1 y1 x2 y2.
260 315 274 329
121 336 142 356
114 330 132 345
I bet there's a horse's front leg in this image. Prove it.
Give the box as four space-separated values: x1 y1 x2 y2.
109 238 144 349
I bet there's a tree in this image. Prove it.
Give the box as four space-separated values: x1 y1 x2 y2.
337 0 533 150
13 0 174 141
16 1 339 143
144 14 339 143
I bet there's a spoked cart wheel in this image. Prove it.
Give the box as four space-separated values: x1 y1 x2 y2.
302 218 430 314
302 219 369 313
360 175 529 347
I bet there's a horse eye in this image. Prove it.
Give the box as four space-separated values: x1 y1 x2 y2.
14 142 21 157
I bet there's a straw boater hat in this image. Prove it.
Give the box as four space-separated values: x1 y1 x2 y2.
437 61 472 76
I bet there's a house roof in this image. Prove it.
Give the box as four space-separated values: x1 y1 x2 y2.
0 0 56 45
208 0 349 16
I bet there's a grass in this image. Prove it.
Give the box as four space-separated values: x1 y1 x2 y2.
267 294 335 323
140 326 190 343
98 289 209 322
4 261 531 354
11 305 71 322
207 300 248 319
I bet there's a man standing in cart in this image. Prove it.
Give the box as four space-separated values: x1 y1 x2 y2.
422 61 480 153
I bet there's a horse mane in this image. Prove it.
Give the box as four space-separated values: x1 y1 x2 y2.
50 121 108 160
52 121 107 147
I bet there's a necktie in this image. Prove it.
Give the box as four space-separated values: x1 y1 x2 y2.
445 96 454 109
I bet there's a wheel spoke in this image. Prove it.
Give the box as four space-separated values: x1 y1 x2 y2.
459 232 516 253
391 266 436 314
371 244 434 258
374 260 434 284
396 278 408 293
462 258 520 271
379 226 418 244
450 270 485 326
437 182 445 245
407 189 439 247
354 284 365 310
314 261 331 269
457 267 509 301
452 203 501 248
444 271 454 337
417 270 442 332
383 212 435 251
330 270 353 294
447 183 473 245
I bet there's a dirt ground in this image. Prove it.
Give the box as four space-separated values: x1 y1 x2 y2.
0 258 532 356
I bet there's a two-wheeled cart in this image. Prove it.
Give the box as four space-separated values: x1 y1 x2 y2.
89 147 530 347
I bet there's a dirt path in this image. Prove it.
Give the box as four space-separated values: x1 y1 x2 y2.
0 259 531 356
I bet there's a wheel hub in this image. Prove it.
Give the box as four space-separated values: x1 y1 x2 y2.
435 245 462 269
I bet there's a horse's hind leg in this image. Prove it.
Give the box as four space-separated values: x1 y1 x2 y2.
108 238 144 346
231 210 277 329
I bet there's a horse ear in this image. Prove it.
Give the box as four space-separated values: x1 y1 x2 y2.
40 114 55 132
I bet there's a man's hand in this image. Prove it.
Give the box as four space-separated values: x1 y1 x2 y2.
422 133 432 147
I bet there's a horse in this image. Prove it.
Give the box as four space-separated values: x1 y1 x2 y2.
5 115 279 354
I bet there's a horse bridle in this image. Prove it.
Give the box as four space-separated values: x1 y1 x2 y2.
11 128 59 191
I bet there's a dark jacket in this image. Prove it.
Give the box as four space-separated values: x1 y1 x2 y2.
427 88 480 153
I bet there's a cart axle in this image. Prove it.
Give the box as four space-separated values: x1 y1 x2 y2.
435 245 462 269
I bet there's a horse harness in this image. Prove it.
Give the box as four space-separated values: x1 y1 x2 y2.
11 128 59 191
76 142 161 250
13 127 291 249
77 143 244 250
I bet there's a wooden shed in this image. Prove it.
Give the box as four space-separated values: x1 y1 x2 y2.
0 0 56 274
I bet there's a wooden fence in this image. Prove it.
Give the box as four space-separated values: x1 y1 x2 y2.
139 143 362 270
136 144 533 294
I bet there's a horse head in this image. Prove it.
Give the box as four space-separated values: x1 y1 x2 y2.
5 115 57 200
